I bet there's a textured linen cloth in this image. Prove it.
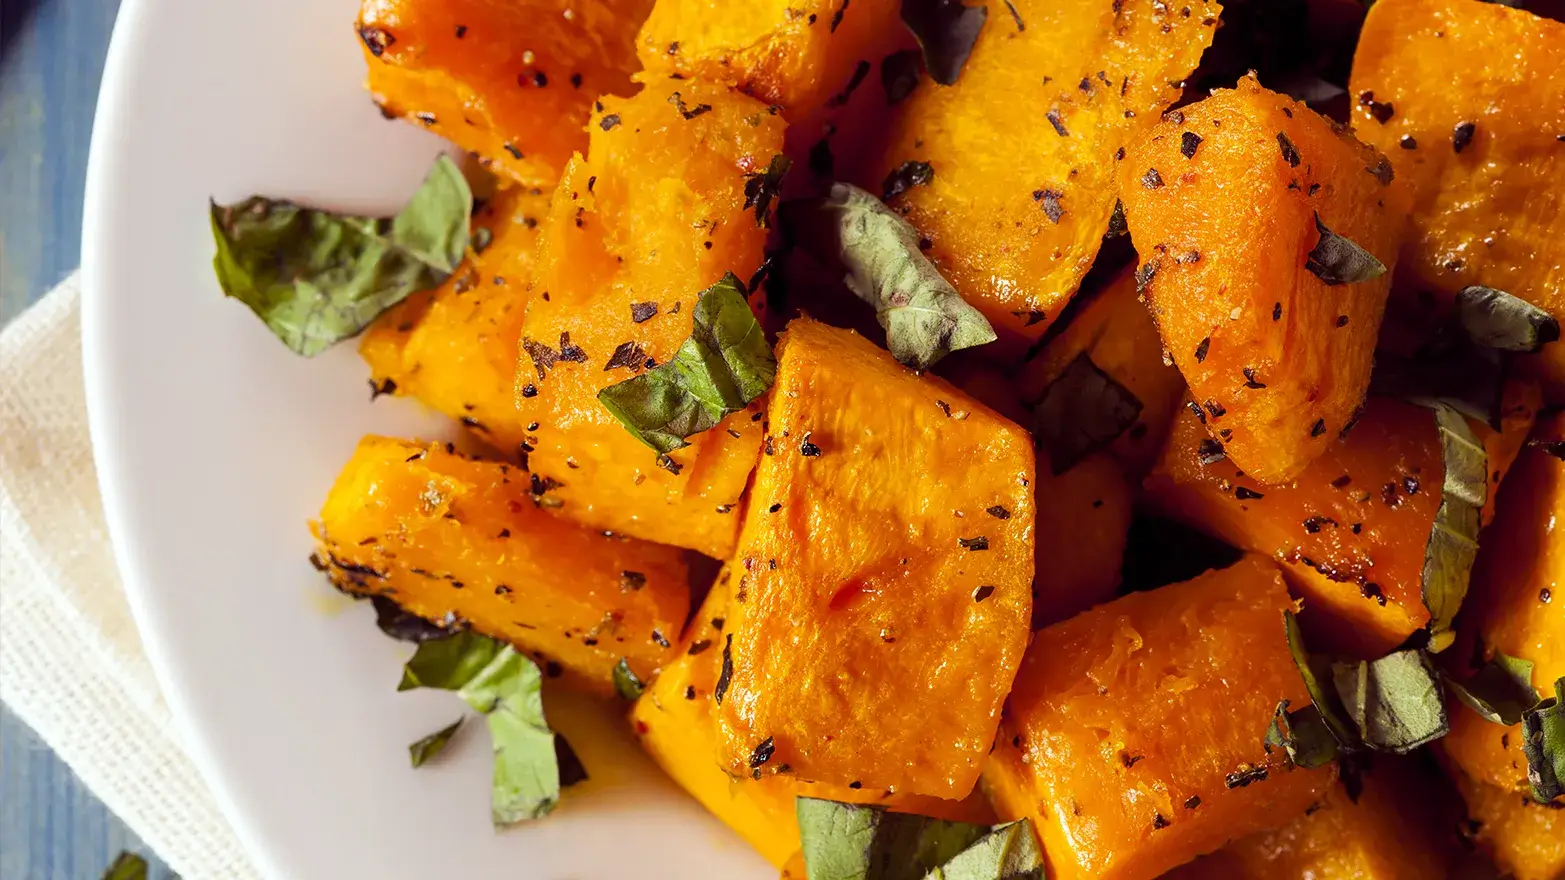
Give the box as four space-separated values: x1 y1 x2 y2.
0 273 262 879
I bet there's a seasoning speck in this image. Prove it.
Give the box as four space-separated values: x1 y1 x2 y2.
1141 168 1164 189
973 585 996 602
959 536 990 551
800 433 823 457
1180 131 1202 159
1453 121 1476 153
1277 132 1301 167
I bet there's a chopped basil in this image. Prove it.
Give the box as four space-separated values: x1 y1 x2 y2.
900 0 987 86
101 852 148 880
1032 352 1143 475
371 595 459 643
883 161 936 201
1523 677 1565 802
882 49 924 104
613 658 646 701
814 184 995 370
408 718 464 767
1420 403 1486 653
398 631 584 824
796 797 1043 880
1265 700 1340 769
1282 611 1358 747
1331 649 1449 754
1304 212 1387 286
1446 652 1538 726
598 274 775 454
1455 285 1561 353
744 155 792 226
210 154 471 355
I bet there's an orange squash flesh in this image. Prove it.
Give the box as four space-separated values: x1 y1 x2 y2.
1450 771 1565 880
1016 266 1187 479
630 568 994 869
1117 75 1409 485
1349 0 1565 400
984 555 1333 880
356 0 654 185
360 187 549 455
313 437 689 696
713 318 1035 799
871 0 1221 348
516 80 786 559
1144 386 1539 656
1440 416 1565 795
1031 454 1134 629
1162 759 1455 880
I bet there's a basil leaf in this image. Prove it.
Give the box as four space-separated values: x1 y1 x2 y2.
101 852 148 880
1370 341 1505 428
901 0 987 86
371 594 460 643
1304 212 1387 286
598 274 775 454
1420 403 1486 653
797 797 1024 880
1282 611 1359 747
922 821 1044 880
1265 699 1340 769
1523 677 1565 803
399 632 584 824
1446 652 1539 726
613 658 646 701
408 718 464 767
814 183 996 370
210 154 471 356
1331 649 1449 754
1032 352 1143 475
1455 285 1561 353
744 155 792 227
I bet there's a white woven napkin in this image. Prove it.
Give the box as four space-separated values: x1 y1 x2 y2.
0 273 262 879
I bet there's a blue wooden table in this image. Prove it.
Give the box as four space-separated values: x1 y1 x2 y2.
1 0 175 876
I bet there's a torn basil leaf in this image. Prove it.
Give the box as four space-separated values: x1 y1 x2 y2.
1523 677 1565 803
101 852 148 880
409 718 464 767
814 184 996 370
1455 285 1561 353
1420 403 1486 653
1032 352 1143 475
398 631 583 824
1282 611 1358 748
211 153 471 356
1331 649 1449 754
598 274 775 454
901 0 987 86
371 594 459 643
744 154 792 227
1370 340 1505 429
1304 212 1387 286
613 658 646 701
796 797 1042 880
1265 700 1340 769
1446 652 1538 726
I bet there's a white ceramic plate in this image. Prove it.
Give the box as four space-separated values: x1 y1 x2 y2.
80 1 771 877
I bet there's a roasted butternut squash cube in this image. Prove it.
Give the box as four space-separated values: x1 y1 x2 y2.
1016 267 1187 479
1450 770 1565 880
516 80 786 559
360 187 549 455
1032 454 1133 629
1441 417 1565 794
1349 0 1565 400
1163 758 1456 880
872 0 1221 348
1117 74 1409 484
713 318 1035 799
984 555 1335 880
1144 387 1539 656
314 437 689 696
630 569 994 868
356 0 653 185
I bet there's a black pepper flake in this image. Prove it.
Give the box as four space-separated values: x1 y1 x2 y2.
799 433 823 457
1352 523 1363 534
714 634 734 704
688 639 712 656
1311 419 1327 438
1361 582 1387 605
1368 157 1394 186
830 0 850 30
1204 399 1227 419
1152 813 1171 830
1197 438 1226 465
1235 486 1264 500
1303 515 1335 533
1277 132 1301 167
1541 587 1552 604
1034 189 1065 224
849 780 863 789
1185 796 1201 809
1122 752 1145 768
652 630 671 649
545 661 564 678
358 26 394 56
769 503 782 513
620 571 647 592
1188 400 1207 424
1357 91 1394 124
604 341 648 372
656 454 683 476
1242 367 1266 389
570 72 583 88
599 114 622 131
1141 168 1164 189
1332 474 1353 489
369 377 398 400
749 737 775 769
827 59 871 108
883 160 934 201
1047 108 1070 137
986 505 1011 519
1403 475 1421 495
1273 302 1283 321
1135 258 1161 291
880 50 922 105
1164 109 1185 125
1453 121 1476 153
668 91 712 119
1180 131 1202 159
630 302 658 323
973 585 995 602
685 685 696 700
712 617 725 631
1336 315 1350 328
1225 765 1269 788
959 536 990 551
1400 135 1418 150
1114 146 1126 161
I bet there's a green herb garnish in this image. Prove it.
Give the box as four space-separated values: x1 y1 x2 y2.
408 718 464 767
1446 652 1538 726
1455 285 1561 353
1332 649 1449 754
613 658 647 701
1032 352 1143 475
101 852 149 880
796 797 1044 880
1420 403 1486 653
1522 677 1565 803
1304 212 1387 286
901 0 988 86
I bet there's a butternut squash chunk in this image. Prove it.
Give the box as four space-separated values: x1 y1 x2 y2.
983 555 1334 880
1349 0 1565 400
1016 266 1186 479
1032 454 1133 629
1450 770 1565 880
360 187 549 455
630 568 994 868
1441 418 1565 795
1163 758 1456 880
713 318 1035 799
516 80 786 559
356 0 654 185
313 437 689 696
1117 75 1409 484
872 0 1221 348
1143 386 1539 656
